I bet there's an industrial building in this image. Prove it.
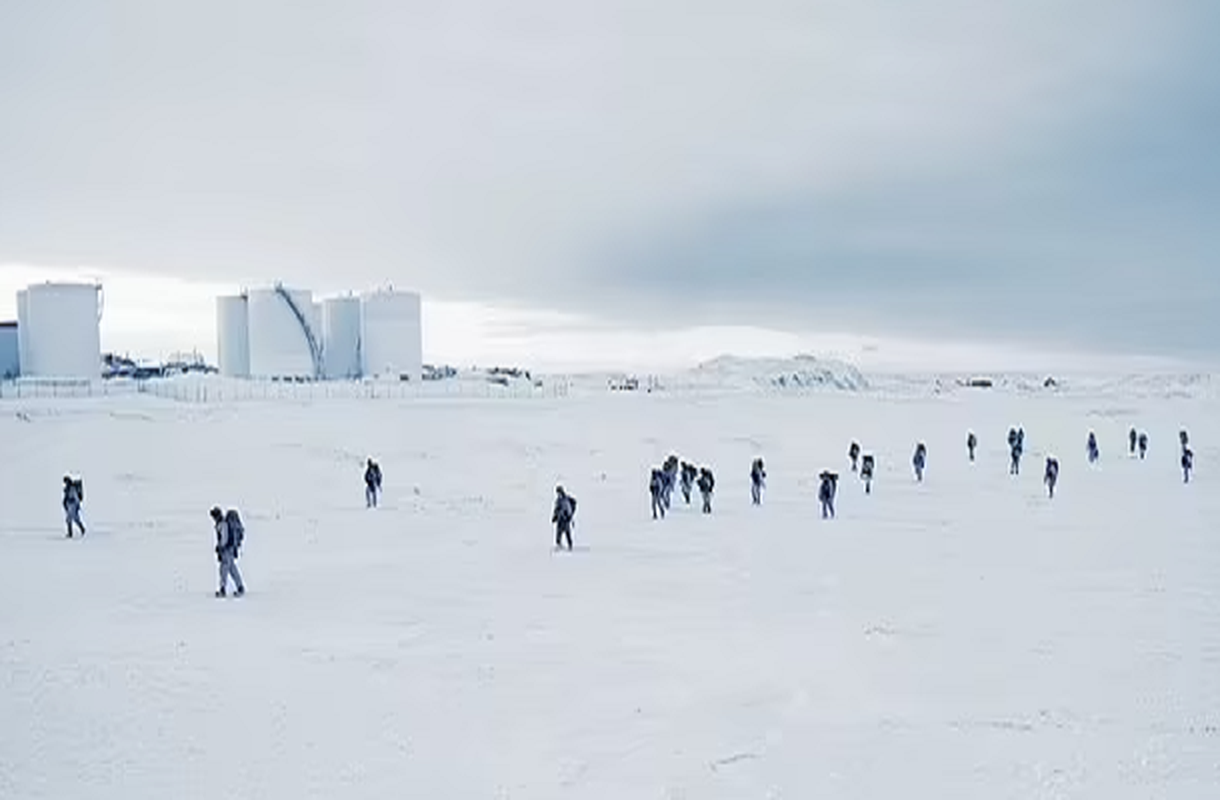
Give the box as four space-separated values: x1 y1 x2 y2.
0 322 18 379
217 284 422 381
8 282 103 379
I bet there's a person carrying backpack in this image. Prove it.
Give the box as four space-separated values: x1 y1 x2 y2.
364 459 383 508
860 454 875 494
818 471 839 519
649 469 666 520
1009 428 1024 475
661 456 679 511
967 431 977 462
62 475 86 538
1138 432 1149 460
697 468 715 514
1044 457 1060 498
848 442 861 472
750 458 766 506
211 506 245 598
1182 448 1194 484
912 443 928 482
552 486 577 550
680 462 697 505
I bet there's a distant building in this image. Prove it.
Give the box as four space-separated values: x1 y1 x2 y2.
14 282 102 379
0 321 18 379
360 288 422 381
216 284 422 381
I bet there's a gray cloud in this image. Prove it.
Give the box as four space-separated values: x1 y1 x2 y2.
1 0 1216 357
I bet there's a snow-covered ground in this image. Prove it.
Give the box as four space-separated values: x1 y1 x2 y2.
2 364 1219 798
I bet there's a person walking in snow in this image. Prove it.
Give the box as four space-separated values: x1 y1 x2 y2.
552 486 577 550
680 462 697 505
1086 432 1100 464
1044 457 1060 498
818 471 838 519
1129 428 1138 456
649 469 666 520
62 475 86 538
860 454 875 494
912 443 928 482
1009 428 1024 475
697 467 715 514
661 455 679 510
211 506 245 598
750 458 766 506
967 431 978 462
364 458 383 508
1138 432 1149 460
1182 448 1194 484
848 442 861 472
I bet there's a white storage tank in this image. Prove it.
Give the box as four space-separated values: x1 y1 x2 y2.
15 289 30 374
361 289 422 381
247 286 322 379
0 322 18 379
322 296 362 379
17 282 102 378
216 295 251 378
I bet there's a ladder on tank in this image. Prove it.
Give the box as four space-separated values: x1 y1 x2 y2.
273 283 323 379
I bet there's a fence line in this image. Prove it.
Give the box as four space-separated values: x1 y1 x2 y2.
0 377 572 403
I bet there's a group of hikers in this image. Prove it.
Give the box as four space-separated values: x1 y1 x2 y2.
51 423 1198 596
649 457 717 519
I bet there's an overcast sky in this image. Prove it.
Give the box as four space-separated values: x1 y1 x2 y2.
1 1 1217 368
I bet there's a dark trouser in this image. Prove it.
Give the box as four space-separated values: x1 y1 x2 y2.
751 483 762 505
555 522 572 550
651 494 664 519
969 447 975 461
864 479 872 495
1184 469 1191 484
1011 456 1020 475
701 492 712 514
366 485 379 508
1047 480 1056 498
218 549 244 592
681 484 692 504
821 498 835 518
65 504 85 537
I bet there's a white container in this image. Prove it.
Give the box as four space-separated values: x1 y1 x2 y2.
247 286 321 379
361 289 422 381
216 295 251 378
16 282 102 378
16 290 30 374
322 296 363 379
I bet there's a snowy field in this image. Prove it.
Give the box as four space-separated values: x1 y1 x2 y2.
2 369 1220 798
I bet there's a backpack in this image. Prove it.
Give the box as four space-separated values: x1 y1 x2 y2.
225 509 245 551
555 494 576 524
